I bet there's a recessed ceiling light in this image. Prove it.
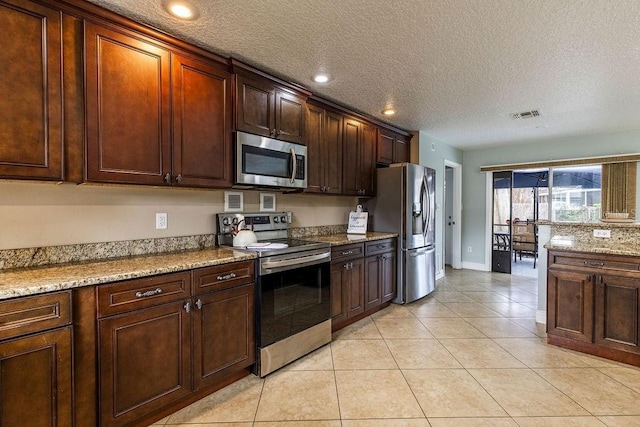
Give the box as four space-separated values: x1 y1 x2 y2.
164 1 199 19
313 74 329 83
382 108 396 116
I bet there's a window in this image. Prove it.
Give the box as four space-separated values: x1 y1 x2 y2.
550 165 602 222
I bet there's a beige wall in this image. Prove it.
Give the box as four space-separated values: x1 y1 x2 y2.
0 182 357 250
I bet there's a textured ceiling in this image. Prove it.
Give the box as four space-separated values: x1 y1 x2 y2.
85 0 640 149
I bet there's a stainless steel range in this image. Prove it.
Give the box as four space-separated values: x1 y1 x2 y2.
216 212 331 377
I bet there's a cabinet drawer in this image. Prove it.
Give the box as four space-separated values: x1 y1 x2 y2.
97 272 191 317
0 291 71 341
365 239 396 256
550 252 640 273
331 243 365 262
192 260 255 294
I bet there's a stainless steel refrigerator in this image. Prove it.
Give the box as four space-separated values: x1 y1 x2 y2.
368 163 436 304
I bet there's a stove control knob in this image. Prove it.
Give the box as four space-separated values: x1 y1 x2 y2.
232 217 239 225
273 216 279 223
222 218 231 226
280 215 288 223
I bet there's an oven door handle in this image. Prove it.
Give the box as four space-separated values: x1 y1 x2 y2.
262 251 330 269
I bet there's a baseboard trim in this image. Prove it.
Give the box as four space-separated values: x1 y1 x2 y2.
461 261 490 271
536 310 546 324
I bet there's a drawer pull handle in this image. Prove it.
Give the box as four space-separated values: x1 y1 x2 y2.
584 261 605 267
135 288 162 298
377 244 385 249
217 273 237 281
342 250 353 255
195 299 202 310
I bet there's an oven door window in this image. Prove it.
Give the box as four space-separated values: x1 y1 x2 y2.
259 263 330 347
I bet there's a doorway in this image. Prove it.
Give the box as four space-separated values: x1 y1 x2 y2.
443 160 462 271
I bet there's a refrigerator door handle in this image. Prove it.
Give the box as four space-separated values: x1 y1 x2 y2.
421 174 430 239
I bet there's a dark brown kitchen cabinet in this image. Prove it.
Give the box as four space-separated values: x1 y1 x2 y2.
547 269 594 342
235 71 308 143
0 0 63 181
85 22 233 187
0 291 73 427
331 238 397 331
306 102 343 194
97 272 192 427
365 239 397 307
595 274 640 354
547 250 640 366
97 262 255 426
172 54 234 187
343 118 376 196
377 129 411 165
191 262 255 390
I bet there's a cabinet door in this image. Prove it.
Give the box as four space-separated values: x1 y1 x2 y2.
305 103 324 193
0 327 72 427
547 269 594 342
85 22 171 185
346 258 365 318
364 255 382 311
172 54 233 188
394 135 410 163
0 0 62 180
235 74 275 137
342 118 361 195
381 252 397 303
377 130 395 165
275 89 306 143
193 283 255 389
360 123 377 196
330 262 347 325
99 301 191 427
324 110 343 194
595 274 640 353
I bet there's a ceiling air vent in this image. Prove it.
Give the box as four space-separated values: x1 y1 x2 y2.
511 110 541 120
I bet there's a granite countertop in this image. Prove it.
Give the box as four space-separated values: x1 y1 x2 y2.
544 237 640 257
309 232 398 246
538 220 640 228
0 248 256 301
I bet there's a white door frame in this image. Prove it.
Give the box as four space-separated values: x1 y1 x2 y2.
444 159 462 269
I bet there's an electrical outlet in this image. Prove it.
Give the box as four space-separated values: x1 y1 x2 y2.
156 213 168 230
593 229 610 238
467 246 472 253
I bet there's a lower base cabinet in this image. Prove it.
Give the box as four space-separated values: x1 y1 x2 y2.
331 238 396 331
0 291 73 427
547 250 640 366
97 261 255 426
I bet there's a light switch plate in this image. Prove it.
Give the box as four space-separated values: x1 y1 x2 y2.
593 229 611 238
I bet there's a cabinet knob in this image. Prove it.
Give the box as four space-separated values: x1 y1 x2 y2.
184 302 191 313
175 174 182 183
195 299 202 310
163 173 171 183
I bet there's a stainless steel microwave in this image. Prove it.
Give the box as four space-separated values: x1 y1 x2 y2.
235 131 307 189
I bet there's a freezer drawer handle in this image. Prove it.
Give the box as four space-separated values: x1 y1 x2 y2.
135 288 162 298
217 272 237 281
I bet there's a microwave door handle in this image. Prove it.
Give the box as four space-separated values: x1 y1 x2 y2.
290 148 297 184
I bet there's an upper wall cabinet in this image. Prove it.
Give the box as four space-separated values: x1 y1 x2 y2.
0 0 63 181
233 61 310 144
343 118 376 197
377 128 411 165
85 22 233 188
306 102 343 194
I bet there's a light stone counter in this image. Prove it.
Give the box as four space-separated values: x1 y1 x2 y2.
0 248 256 301
544 236 640 257
309 232 398 246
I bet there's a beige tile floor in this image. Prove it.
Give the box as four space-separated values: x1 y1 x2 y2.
151 268 640 427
